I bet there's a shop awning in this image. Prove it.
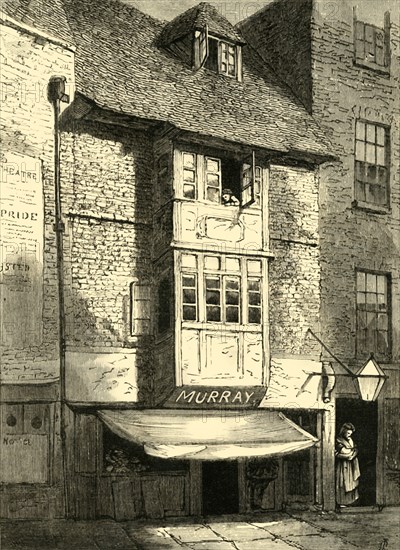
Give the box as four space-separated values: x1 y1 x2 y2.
98 409 318 460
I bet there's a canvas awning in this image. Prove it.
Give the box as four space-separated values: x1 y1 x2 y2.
98 409 318 460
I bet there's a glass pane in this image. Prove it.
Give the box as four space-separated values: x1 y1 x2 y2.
206 277 220 289
226 306 239 323
358 311 367 330
183 184 196 199
226 258 240 272
206 290 220 305
366 143 375 164
183 288 196 304
377 331 389 355
207 173 220 186
377 293 387 310
366 292 377 310
248 260 262 274
376 146 385 166
378 166 387 185
366 273 377 292
206 158 220 172
207 306 221 322
357 291 366 307
376 126 385 146
356 120 365 140
183 305 197 321
248 279 261 291
357 328 367 353
355 161 366 182
249 292 261 306
366 164 377 183
182 275 196 287
183 169 195 182
183 153 195 168
357 271 366 291
181 254 197 268
226 291 239 305
366 124 376 143
367 312 377 330
377 313 388 330
355 140 365 161
204 256 220 271
375 29 384 47
226 278 239 290
248 307 261 324
355 180 366 202
207 187 220 203
377 275 386 294
228 64 236 76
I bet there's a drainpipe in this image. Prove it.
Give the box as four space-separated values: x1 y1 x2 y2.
48 76 70 516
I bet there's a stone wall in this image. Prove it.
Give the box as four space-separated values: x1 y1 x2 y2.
311 1 400 364
268 164 320 357
60 120 155 404
0 20 74 383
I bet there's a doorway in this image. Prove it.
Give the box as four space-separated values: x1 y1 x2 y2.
202 461 239 514
336 398 378 506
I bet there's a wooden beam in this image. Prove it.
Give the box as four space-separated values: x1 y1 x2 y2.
189 461 202 515
321 406 336 511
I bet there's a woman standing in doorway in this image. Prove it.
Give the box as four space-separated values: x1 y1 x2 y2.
335 422 361 508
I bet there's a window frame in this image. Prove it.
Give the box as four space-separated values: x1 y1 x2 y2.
355 269 391 361
204 35 241 79
180 253 262 327
353 11 390 74
130 282 151 336
354 119 390 209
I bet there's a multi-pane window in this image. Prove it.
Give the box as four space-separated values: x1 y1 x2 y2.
130 283 151 335
180 151 261 207
220 42 236 77
355 120 389 206
356 271 390 359
181 254 262 325
183 153 197 199
182 274 197 321
205 157 221 203
354 20 388 69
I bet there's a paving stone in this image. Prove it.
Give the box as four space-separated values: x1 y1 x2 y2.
251 518 321 537
186 542 237 550
235 539 301 550
123 526 184 549
282 533 358 550
208 521 275 541
163 524 221 543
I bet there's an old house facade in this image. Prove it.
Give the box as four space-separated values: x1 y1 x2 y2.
1 0 396 520
239 0 400 509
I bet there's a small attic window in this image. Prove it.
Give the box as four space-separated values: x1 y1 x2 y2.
193 27 242 81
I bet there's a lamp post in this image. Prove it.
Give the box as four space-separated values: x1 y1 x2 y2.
304 329 387 403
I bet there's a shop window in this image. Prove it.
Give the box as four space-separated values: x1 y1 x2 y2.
183 152 197 199
356 271 390 359
354 120 390 207
182 273 198 321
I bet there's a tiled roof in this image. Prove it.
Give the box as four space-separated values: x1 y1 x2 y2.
2 0 73 44
159 2 244 46
61 0 333 160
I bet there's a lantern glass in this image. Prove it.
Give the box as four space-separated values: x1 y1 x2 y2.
356 356 386 401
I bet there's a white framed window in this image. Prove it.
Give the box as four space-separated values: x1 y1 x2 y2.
204 36 241 79
179 150 261 208
130 283 151 335
180 254 262 326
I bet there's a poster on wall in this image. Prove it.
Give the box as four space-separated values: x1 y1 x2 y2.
0 151 44 347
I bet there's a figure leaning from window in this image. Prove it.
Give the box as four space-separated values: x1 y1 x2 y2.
335 422 361 508
221 188 239 206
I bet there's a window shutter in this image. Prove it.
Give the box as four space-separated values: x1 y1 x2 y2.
130 283 151 335
193 26 208 70
241 151 256 208
354 20 365 61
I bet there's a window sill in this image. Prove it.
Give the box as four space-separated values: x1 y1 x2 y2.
352 200 390 214
353 60 390 76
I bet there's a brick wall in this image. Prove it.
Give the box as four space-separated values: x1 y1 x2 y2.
0 21 74 384
311 1 400 363
268 164 321 357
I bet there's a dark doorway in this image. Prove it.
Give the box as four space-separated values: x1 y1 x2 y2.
202 461 239 515
336 398 378 506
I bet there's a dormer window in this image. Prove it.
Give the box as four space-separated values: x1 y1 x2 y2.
160 3 245 82
205 37 239 78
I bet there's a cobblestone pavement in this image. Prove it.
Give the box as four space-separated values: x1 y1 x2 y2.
0 508 398 549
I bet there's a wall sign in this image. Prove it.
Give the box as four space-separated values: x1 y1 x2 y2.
0 151 43 347
0 434 49 483
162 386 266 409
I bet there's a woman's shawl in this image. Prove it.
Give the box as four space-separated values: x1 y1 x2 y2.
336 436 361 492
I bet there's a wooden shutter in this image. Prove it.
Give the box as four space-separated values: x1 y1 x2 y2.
193 26 208 70
241 151 256 208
